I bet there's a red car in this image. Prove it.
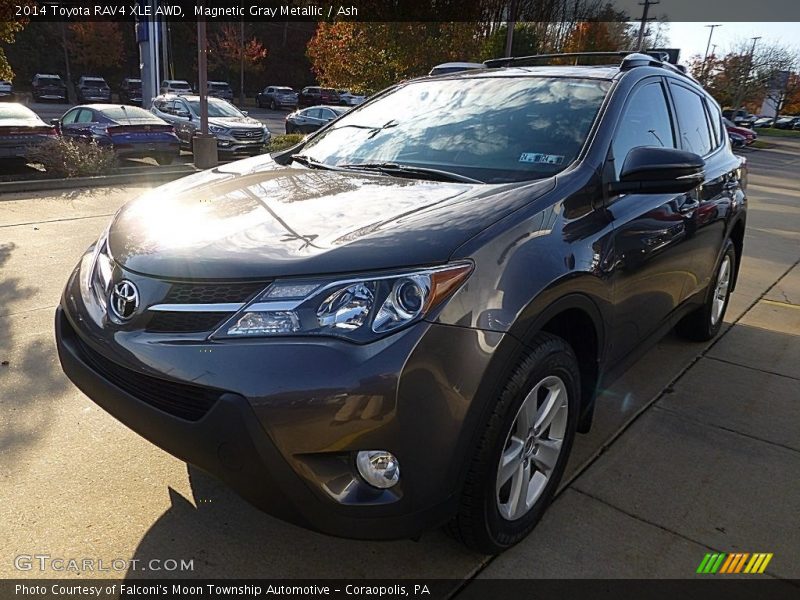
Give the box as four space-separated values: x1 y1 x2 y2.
723 117 756 145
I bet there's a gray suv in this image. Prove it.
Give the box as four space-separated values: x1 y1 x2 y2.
151 94 270 155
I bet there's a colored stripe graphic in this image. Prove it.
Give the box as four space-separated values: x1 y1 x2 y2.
698 552 773 574
719 554 736 573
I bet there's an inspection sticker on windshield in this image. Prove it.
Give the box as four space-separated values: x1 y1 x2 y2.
519 152 564 165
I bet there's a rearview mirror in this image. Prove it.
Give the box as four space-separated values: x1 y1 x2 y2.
609 146 705 195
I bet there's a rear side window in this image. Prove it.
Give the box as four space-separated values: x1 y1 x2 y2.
705 99 723 148
669 83 713 156
612 81 675 177
76 109 94 123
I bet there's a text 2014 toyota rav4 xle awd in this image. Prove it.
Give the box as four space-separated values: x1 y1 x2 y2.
57 53 746 554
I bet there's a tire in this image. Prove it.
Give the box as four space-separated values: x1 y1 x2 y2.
448 332 581 554
154 154 174 166
675 239 736 342
285 124 295 134
270 99 276 110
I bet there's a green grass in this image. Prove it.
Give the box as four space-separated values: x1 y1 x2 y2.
756 127 800 138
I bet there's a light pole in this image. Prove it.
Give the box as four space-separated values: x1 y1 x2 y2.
636 0 659 51
701 24 721 83
193 11 218 168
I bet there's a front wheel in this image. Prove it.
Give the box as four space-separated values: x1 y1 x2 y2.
269 99 276 110
676 239 736 342
448 333 580 554
154 153 174 166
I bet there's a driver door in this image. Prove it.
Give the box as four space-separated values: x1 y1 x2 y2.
606 78 701 364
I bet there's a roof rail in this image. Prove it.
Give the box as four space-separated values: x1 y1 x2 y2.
483 50 694 81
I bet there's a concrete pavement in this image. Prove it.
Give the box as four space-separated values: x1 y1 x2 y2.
1 141 798 585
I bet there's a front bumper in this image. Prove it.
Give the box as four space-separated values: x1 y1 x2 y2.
56 262 511 539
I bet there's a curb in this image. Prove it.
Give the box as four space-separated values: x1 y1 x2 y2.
0 165 200 196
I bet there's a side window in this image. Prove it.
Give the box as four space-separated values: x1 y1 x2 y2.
76 109 94 123
705 99 723 148
322 109 335 120
612 81 675 177
669 83 713 156
61 109 80 124
308 108 323 119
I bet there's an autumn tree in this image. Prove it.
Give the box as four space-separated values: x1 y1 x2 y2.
307 22 484 94
67 22 124 74
208 23 268 103
0 0 32 80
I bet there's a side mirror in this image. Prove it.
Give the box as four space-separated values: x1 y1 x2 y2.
241 110 249 117
609 146 705 195
49 118 60 126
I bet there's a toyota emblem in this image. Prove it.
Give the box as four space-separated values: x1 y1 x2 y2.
109 280 140 321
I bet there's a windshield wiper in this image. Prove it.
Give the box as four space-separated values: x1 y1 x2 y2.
290 154 338 170
337 162 483 184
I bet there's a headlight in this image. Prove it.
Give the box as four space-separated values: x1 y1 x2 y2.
212 262 472 342
208 124 227 134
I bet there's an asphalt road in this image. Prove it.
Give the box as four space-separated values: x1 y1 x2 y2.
1 140 798 587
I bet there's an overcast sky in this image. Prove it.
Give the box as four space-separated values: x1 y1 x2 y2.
664 22 799 64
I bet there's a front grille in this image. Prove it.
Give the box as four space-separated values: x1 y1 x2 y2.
74 335 221 421
230 128 263 141
146 311 231 333
165 281 266 304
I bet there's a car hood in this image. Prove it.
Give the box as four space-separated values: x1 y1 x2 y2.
107 156 554 280
209 116 262 128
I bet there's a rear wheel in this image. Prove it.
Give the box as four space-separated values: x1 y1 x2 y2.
270 99 276 110
676 239 736 342
448 333 580 554
154 153 174 166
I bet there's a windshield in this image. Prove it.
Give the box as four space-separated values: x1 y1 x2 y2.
299 76 610 184
274 87 293 93
171 81 192 89
187 99 244 118
84 78 106 85
210 83 230 90
39 75 62 82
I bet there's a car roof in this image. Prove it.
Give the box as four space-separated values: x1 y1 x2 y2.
426 64 621 81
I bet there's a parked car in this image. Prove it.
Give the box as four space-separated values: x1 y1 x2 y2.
752 116 773 128
56 52 747 555
728 131 747 148
723 117 756 145
0 80 12 100
256 86 298 110
284 105 348 134
0 103 56 159
298 86 339 108
337 90 366 106
151 94 269 155
51 104 179 165
722 108 756 128
77 76 111 103
159 79 193 95
119 78 143 105
208 81 234 102
429 62 487 76
31 73 67 103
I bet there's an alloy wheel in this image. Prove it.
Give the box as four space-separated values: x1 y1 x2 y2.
711 255 731 326
496 375 569 521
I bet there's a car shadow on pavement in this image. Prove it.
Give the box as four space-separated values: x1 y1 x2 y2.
0 242 70 470
123 464 483 581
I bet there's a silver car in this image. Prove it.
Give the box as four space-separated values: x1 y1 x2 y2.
151 94 270 155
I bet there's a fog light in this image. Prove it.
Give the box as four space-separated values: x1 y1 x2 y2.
356 450 400 489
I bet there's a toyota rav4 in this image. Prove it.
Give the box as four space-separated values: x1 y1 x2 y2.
56 52 746 554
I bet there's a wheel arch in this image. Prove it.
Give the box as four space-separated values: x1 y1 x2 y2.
729 217 746 291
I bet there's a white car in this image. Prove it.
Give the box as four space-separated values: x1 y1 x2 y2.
337 90 366 106
160 79 193 95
